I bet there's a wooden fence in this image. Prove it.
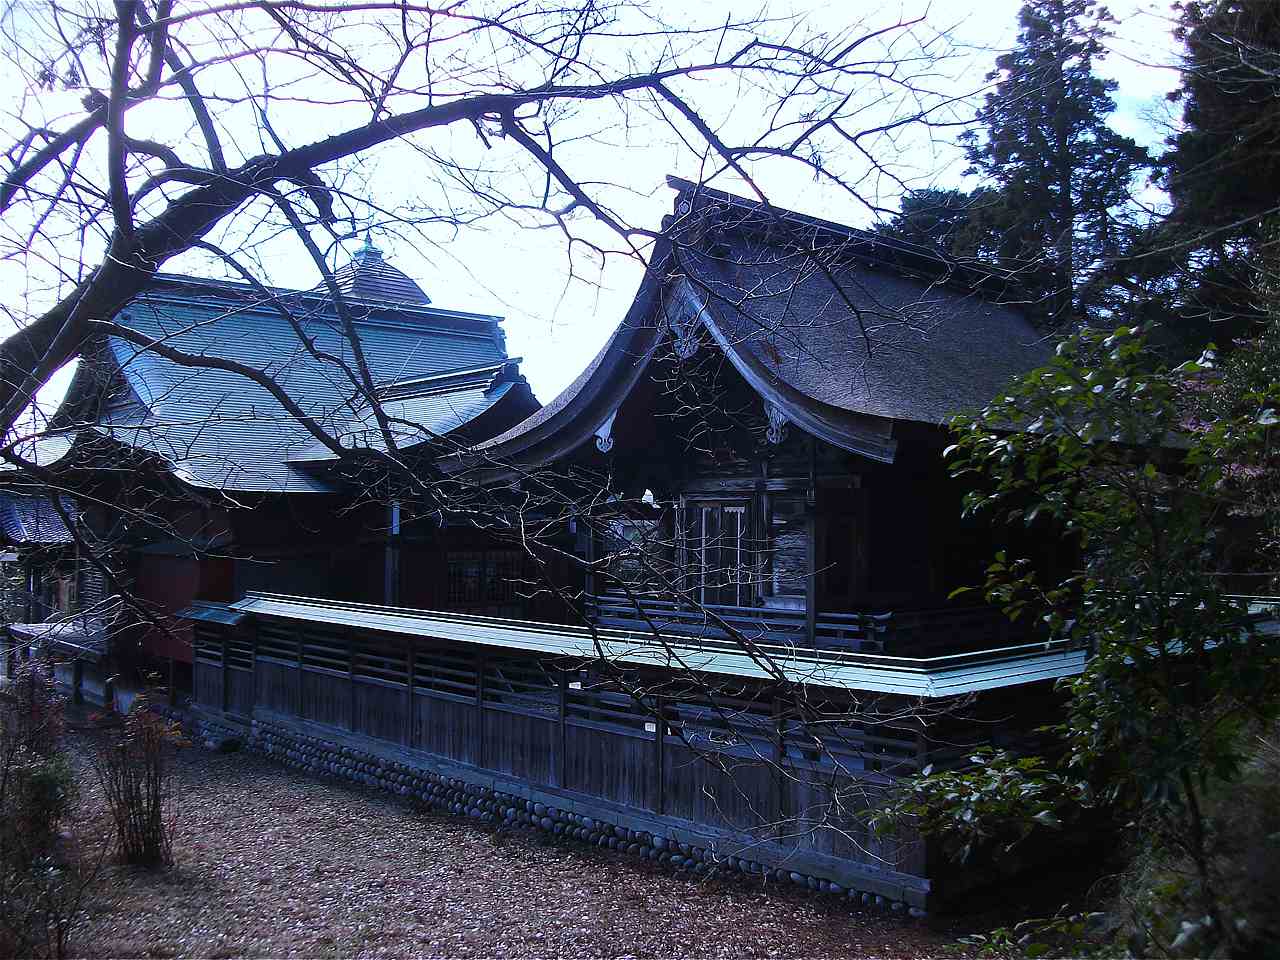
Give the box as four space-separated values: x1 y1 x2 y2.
192 615 928 881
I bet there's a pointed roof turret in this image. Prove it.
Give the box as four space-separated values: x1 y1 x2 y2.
328 234 433 306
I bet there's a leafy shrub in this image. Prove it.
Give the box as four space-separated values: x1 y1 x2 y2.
1113 727 1280 957
93 695 186 867
0 660 73 864
868 749 1091 864
0 658 98 959
961 913 1110 959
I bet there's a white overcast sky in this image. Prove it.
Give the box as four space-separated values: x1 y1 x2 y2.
1 0 1186 409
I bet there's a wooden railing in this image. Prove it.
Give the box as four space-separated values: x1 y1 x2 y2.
585 592 1023 657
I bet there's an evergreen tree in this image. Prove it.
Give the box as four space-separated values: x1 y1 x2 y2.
873 187 1011 262
1146 0 1280 345
960 0 1150 327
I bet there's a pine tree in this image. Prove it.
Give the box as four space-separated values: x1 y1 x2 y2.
960 0 1150 327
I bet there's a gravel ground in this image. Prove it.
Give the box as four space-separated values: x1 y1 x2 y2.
72 738 963 959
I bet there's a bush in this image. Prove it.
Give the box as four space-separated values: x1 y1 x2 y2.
0 660 73 864
1114 727 1280 958
0 658 98 959
93 695 186 867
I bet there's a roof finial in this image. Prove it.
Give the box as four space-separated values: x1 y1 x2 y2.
355 228 382 261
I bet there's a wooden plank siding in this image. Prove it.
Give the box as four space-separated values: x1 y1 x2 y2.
191 616 926 884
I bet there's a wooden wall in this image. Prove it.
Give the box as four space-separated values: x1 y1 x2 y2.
192 616 927 881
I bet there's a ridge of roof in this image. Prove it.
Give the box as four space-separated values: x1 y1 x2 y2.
664 176 1019 300
141 273 503 331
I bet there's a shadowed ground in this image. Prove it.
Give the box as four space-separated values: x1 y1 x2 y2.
71 738 960 958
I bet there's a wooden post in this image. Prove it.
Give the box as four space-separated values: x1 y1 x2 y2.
221 633 229 714
405 642 415 748
475 652 486 769
805 438 818 650
584 519 596 604
653 694 666 815
772 695 786 839
557 669 568 789
348 630 356 732
245 618 258 716
295 623 304 717
384 501 401 606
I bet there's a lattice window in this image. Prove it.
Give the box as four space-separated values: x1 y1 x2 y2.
684 499 758 607
446 550 533 607
565 672 654 736
192 624 223 665
447 552 485 604
487 553 523 604
780 718 918 774
668 694 774 758
226 635 253 671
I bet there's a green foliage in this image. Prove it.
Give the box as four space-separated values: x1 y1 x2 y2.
961 913 1109 959
0 661 73 865
1166 1 1280 239
873 187 1012 263
870 749 1090 864
5 755 75 858
894 323 1280 953
1122 1 1280 352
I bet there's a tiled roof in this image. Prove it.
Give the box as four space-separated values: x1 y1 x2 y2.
327 238 432 306
0 493 76 545
54 250 535 492
683 234 1052 428
288 361 529 462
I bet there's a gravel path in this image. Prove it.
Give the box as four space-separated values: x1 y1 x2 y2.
75 740 962 958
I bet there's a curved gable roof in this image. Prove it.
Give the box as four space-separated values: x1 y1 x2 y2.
462 181 1052 472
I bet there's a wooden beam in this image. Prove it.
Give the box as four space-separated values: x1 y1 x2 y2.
348 629 356 732
476 651 486 770
557 668 568 789
405 641 415 748
653 694 666 815
805 440 818 650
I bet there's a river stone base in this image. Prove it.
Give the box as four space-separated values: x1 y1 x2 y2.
178 709 925 919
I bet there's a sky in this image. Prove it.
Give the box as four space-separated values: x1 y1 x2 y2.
0 0 1188 411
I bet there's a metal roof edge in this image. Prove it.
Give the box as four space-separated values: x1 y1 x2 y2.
230 592 1086 696
137 277 505 332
